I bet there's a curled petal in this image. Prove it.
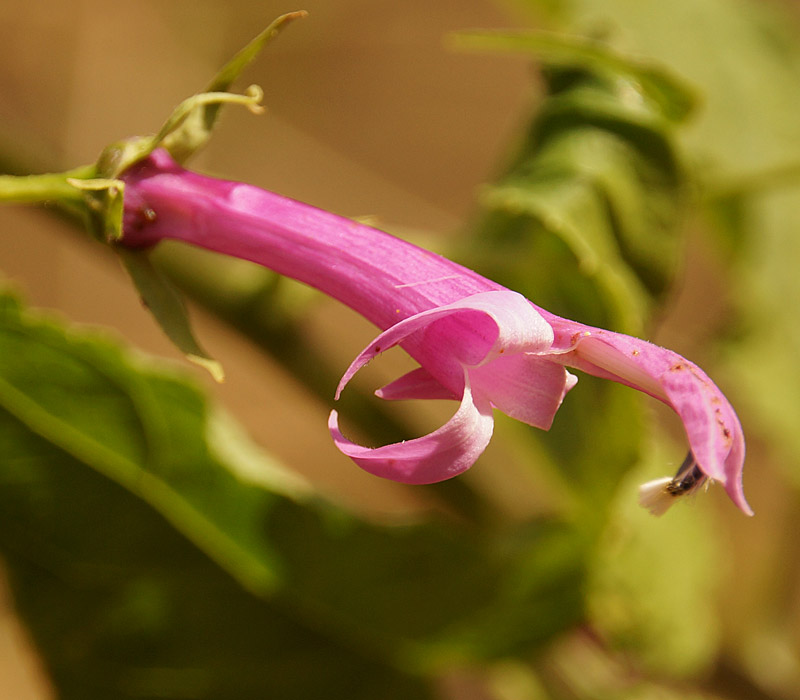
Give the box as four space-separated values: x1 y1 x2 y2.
544 318 751 515
660 362 750 514
329 378 494 484
470 354 577 430
376 367 459 401
336 290 553 399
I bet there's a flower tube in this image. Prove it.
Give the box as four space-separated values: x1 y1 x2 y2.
119 150 751 515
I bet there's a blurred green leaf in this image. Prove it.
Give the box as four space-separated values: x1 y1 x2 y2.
461 42 690 336
0 411 430 700
267 506 586 669
119 249 224 382
721 185 800 489
450 29 696 122
543 0 800 179
0 291 289 593
0 290 591 694
587 432 724 677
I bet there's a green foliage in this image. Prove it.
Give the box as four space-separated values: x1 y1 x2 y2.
0 291 586 695
457 31 692 335
508 0 800 691
0 292 286 593
0 414 430 700
587 433 723 677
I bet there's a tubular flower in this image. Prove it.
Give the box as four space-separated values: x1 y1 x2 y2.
119 150 751 515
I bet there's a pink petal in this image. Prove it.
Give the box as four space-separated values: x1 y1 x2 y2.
470 354 578 430
329 378 494 484
336 290 553 399
376 367 459 401
543 317 752 515
661 361 751 515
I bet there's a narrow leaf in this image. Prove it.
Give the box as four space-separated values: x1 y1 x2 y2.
119 249 225 382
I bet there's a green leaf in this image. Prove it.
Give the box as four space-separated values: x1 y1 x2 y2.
459 36 689 336
119 249 224 381
0 412 431 700
0 291 280 591
587 432 724 677
265 504 586 669
0 290 589 690
450 29 696 122
548 0 800 179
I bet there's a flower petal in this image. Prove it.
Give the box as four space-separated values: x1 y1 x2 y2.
329 377 494 484
336 290 553 399
470 354 578 430
543 316 752 515
376 367 459 401
661 361 751 515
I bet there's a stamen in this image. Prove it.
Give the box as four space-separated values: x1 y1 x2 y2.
666 452 707 496
638 452 709 516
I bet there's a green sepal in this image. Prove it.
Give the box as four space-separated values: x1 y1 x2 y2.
96 87 266 181
119 249 225 382
164 10 308 163
65 176 126 242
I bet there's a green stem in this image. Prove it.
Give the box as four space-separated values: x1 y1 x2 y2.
0 165 96 204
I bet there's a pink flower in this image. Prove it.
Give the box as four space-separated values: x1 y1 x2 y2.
119 150 751 515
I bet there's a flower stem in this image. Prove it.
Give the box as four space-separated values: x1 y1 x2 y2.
0 165 96 204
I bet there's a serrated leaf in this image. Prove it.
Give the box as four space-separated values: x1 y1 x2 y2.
0 291 275 591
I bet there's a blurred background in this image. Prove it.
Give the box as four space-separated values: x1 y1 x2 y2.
2 1 800 698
